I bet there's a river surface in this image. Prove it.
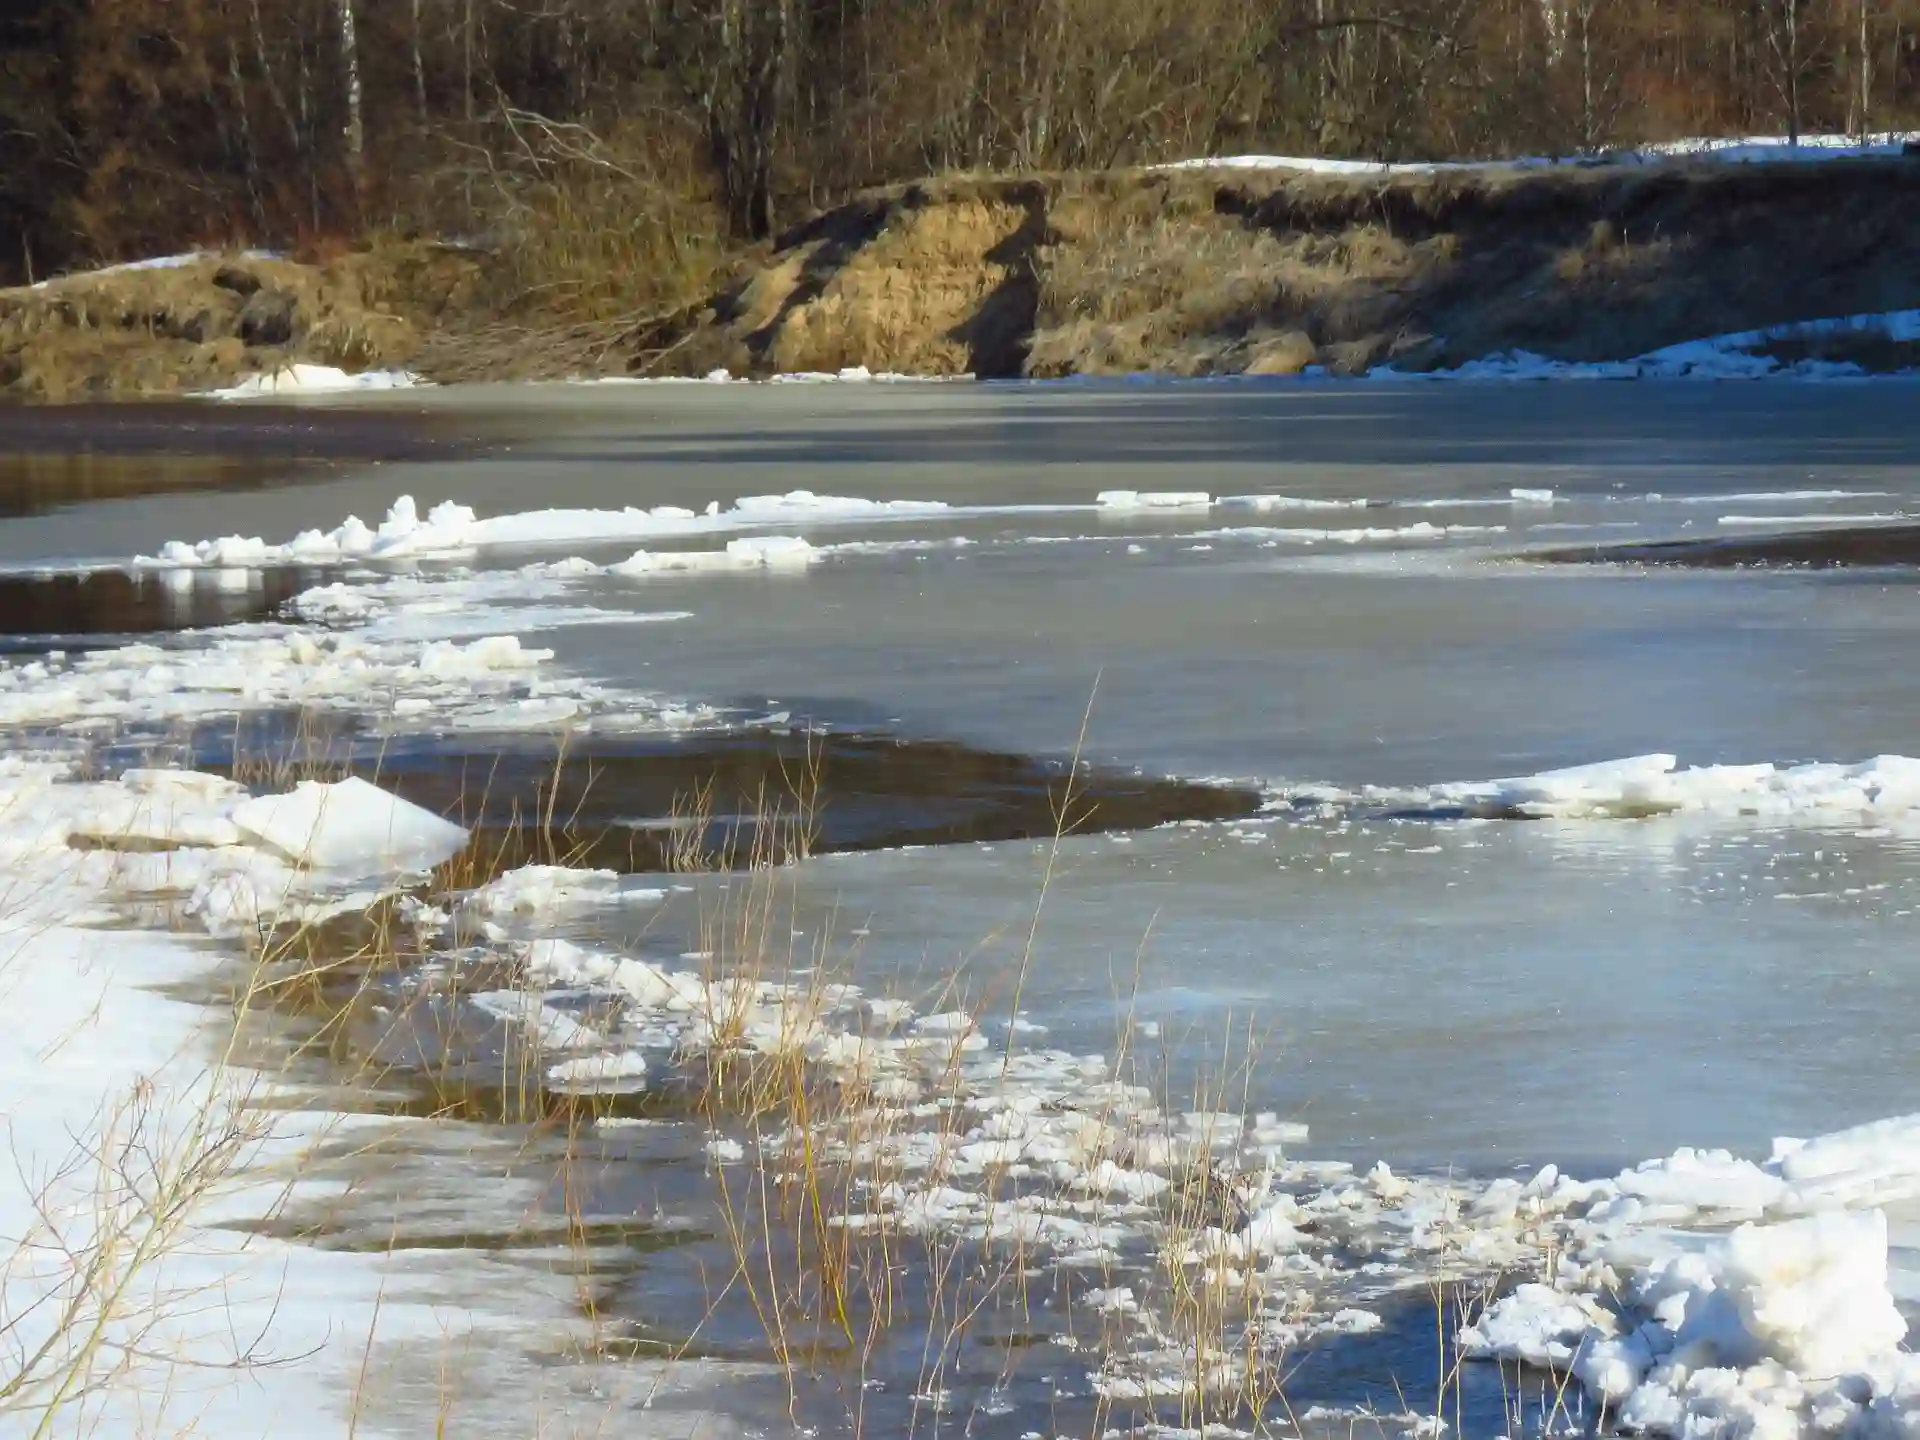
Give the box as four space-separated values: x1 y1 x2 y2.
7 378 1920 1433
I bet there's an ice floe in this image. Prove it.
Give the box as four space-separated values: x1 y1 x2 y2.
1194 522 1508 544
1098 490 1215 512
207 364 422 399
0 620 712 736
1717 512 1907 527
463 864 667 920
609 534 821 575
14 711 1920 1434
128 491 1039 571
1277 752 1920 826
395 877 1920 1438
1218 494 1376 512
231 775 468 873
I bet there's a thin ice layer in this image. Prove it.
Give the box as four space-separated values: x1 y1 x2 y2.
1278 752 1920 824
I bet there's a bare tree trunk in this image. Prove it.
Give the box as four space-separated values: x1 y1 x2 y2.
226 32 266 229
1857 0 1872 140
297 17 320 230
1786 0 1800 145
413 0 430 123
252 0 300 152
337 0 365 197
1580 6 1596 148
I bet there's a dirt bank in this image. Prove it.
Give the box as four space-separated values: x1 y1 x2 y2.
9 158 1920 396
0 245 480 401
668 159 1920 379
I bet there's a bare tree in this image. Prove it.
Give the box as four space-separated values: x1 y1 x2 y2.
337 0 365 197
1763 0 1809 144
679 0 799 238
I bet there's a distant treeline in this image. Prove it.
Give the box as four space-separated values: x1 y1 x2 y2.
5 0 1919 286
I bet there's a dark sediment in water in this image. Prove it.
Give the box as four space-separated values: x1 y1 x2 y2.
194 721 1263 871
1533 522 1920 569
0 401 486 518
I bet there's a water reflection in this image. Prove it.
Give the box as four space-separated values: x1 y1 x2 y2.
0 565 326 647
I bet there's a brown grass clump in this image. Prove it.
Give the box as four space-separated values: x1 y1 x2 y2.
682 181 1049 379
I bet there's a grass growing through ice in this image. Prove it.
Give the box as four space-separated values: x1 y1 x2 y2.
0 713 1455 1439
0 862 299 1435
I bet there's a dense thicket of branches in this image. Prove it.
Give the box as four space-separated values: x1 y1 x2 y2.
4 0 1918 284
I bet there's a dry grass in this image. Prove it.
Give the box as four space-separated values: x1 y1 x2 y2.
0 719 1519 1436
0 245 480 401
657 155 1920 380
15 153 1920 396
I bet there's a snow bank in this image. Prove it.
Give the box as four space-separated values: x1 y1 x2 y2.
206 364 420 399
1162 133 1920 175
1396 308 1920 382
1279 752 1920 825
570 366 959 385
28 248 280 291
0 754 592 1436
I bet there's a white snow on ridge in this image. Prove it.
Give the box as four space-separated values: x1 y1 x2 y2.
25 248 281 291
232 775 469 873
1279 752 1920 825
1163 132 1919 175
1394 308 1920 382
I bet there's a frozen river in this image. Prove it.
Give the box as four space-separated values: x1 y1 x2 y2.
7 378 1920 1437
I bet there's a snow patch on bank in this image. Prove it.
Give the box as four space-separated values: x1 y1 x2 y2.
28 248 281 291
1162 132 1920 175
207 364 421 399
1394 309 1920 382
